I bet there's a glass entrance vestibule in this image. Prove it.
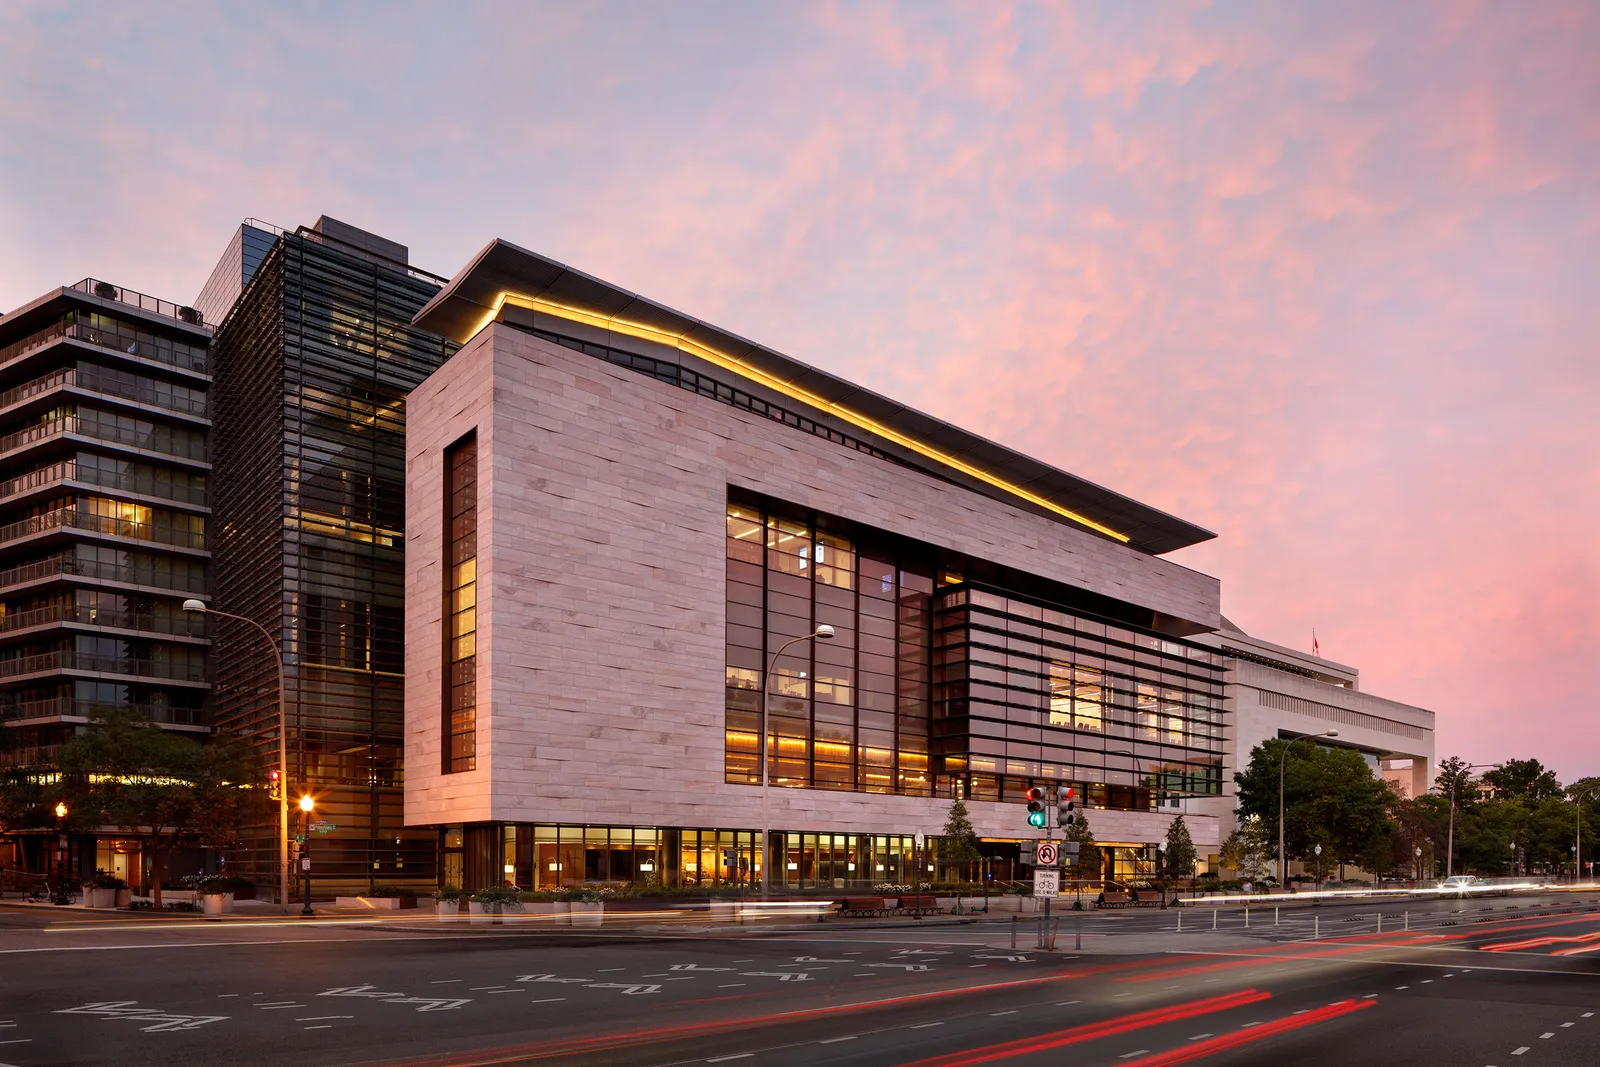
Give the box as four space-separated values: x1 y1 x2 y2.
439 823 938 892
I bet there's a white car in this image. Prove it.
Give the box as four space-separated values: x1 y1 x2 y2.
1437 875 1481 892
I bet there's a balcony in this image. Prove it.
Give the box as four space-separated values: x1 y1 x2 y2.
0 318 209 376
0 553 208 595
0 649 207 683
0 366 208 419
0 602 206 638
0 507 207 552
0 459 208 508
0 414 209 463
1 695 206 728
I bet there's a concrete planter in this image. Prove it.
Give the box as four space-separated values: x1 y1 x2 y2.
84 887 117 908
200 892 234 916
468 900 522 925
524 901 569 925
434 900 462 920
708 900 737 922
568 901 604 928
335 896 416 910
115 889 132 908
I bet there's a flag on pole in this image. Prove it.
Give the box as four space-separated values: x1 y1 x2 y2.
1312 629 1320 657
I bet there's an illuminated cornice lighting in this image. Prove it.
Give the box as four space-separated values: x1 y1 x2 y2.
473 292 1131 545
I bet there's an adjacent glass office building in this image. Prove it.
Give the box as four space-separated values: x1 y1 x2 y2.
207 218 456 896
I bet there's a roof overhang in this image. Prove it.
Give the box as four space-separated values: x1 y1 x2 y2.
413 239 1217 555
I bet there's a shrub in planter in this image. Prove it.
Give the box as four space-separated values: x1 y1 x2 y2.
433 886 465 904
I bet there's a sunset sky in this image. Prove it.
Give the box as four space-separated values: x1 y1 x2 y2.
3 3 1595 778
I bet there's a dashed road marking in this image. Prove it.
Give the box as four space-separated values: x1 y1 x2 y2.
296 1016 353 1022
527 999 566 1005
1512 1048 1529 1056
430 980 462 985
990 1010 1017 1017
1188 1034 1213 1041
820 1035 857 1043
1540 1033 1555 1039
707 1055 753 1063
911 1022 944 1029
1119 1051 1151 1059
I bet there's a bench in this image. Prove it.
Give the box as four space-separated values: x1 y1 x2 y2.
837 895 947 917
1095 891 1132 909
1133 890 1166 908
839 896 892 916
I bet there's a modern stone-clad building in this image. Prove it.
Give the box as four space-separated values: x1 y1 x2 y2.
403 239 1234 892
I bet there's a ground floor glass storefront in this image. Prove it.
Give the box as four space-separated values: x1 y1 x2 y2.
440 823 939 892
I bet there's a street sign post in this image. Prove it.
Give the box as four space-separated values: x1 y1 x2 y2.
1033 869 1060 898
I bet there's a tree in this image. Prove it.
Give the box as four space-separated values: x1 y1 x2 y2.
1220 817 1272 883
1434 756 1479 810
1235 738 1396 870
938 796 981 881
1163 816 1198 890
1484 759 1563 803
1064 809 1103 884
57 709 261 905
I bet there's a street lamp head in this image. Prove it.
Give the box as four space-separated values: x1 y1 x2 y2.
1321 730 1339 738
299 794 315 813
54 801 67 819
181 599 207 613
812 624 835 640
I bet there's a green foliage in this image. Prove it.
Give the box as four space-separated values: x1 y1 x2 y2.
1063 809 1102 879
939 797 982 867
1163 816 1198 880
433 886 465 903
470 885 524 906
55 708 263 900
1484 759 1563 802
365 885 418 899
1235 737 1395 867
1219 817 1272 882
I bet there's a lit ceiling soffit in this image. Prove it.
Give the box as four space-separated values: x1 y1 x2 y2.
412 239 1217 555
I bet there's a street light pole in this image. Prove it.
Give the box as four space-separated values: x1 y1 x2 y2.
1278 731 1338 890
1575 785 1599 884
182 600 289 914
760 625 834 901
1445 762 1499 880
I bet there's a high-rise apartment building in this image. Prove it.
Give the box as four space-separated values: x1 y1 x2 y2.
0 279 211 886
205 217 455 895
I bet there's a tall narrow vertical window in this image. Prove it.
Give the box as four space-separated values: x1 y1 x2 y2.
444 433 478 773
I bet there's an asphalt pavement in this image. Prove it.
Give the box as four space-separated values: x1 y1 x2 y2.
3 890 1599 1066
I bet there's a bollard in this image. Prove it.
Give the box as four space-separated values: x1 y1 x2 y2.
1314 914 1319 940
1075 913 1082 951
1011 914 1018 950
1377 912 1382 934
1213 908 1218 931
1275 906 1280 926
1244 906 1250 929
1177 908 1182 933
1404 911 1409 931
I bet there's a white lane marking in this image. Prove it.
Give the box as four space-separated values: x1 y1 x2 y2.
430 980 462 984
304 1025 333 1030
1363 994 1379 999
642 973 669 978
1585 1013 1596 1018
217 994 239 998
707 1055 753 1063
718 984 747 988
820 1035 857 1043
854 972 875 977
1422 980 1434 984
1562 1022 1575 1027
1240 1021 1262 1028
1512 1048 1529 1056
733 959 754 962
1540 1033 1555 1039
1057 1000 1081 1006
597 968 625 973
1120 1052 1151 1060
990 1010 1018 1017
1395 986 1409 990
527 998 566 1005
1188 1034 1213 1041
255 1003 307 1010
911 1022 944 1029
1113 992 1132 998
1292 1010 1309 1015
296 1016 354 1022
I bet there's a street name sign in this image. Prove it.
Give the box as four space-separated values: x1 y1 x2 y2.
1033 869 1060 898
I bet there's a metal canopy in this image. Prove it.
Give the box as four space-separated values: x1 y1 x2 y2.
413 238 1216 555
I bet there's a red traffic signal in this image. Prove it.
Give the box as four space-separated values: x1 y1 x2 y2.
267 768 282 800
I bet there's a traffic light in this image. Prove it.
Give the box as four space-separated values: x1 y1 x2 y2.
267 769 282 801
1057 785 1076 827
1025 786 1048 828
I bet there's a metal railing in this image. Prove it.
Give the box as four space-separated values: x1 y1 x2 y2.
0 553 208 594
0 507 207 551
0 414 208 461
71 279 204 327
0 319 209 375
1 696 205 726
0 366 207 418
0 459 208 507
0 602 206 637
0 649 207 682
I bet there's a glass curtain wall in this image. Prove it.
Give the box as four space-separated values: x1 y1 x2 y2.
211 230 456 895
725 498 933 798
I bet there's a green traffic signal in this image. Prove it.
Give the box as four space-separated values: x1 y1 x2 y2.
1027 811 1047 828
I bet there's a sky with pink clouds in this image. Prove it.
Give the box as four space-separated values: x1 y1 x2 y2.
2 2 1596 778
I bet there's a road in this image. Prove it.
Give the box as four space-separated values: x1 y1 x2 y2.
2 891 1599 1066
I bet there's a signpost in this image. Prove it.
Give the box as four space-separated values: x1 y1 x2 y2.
1032 868 1060 898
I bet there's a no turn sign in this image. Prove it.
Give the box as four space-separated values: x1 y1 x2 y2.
1036 842 1058 867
